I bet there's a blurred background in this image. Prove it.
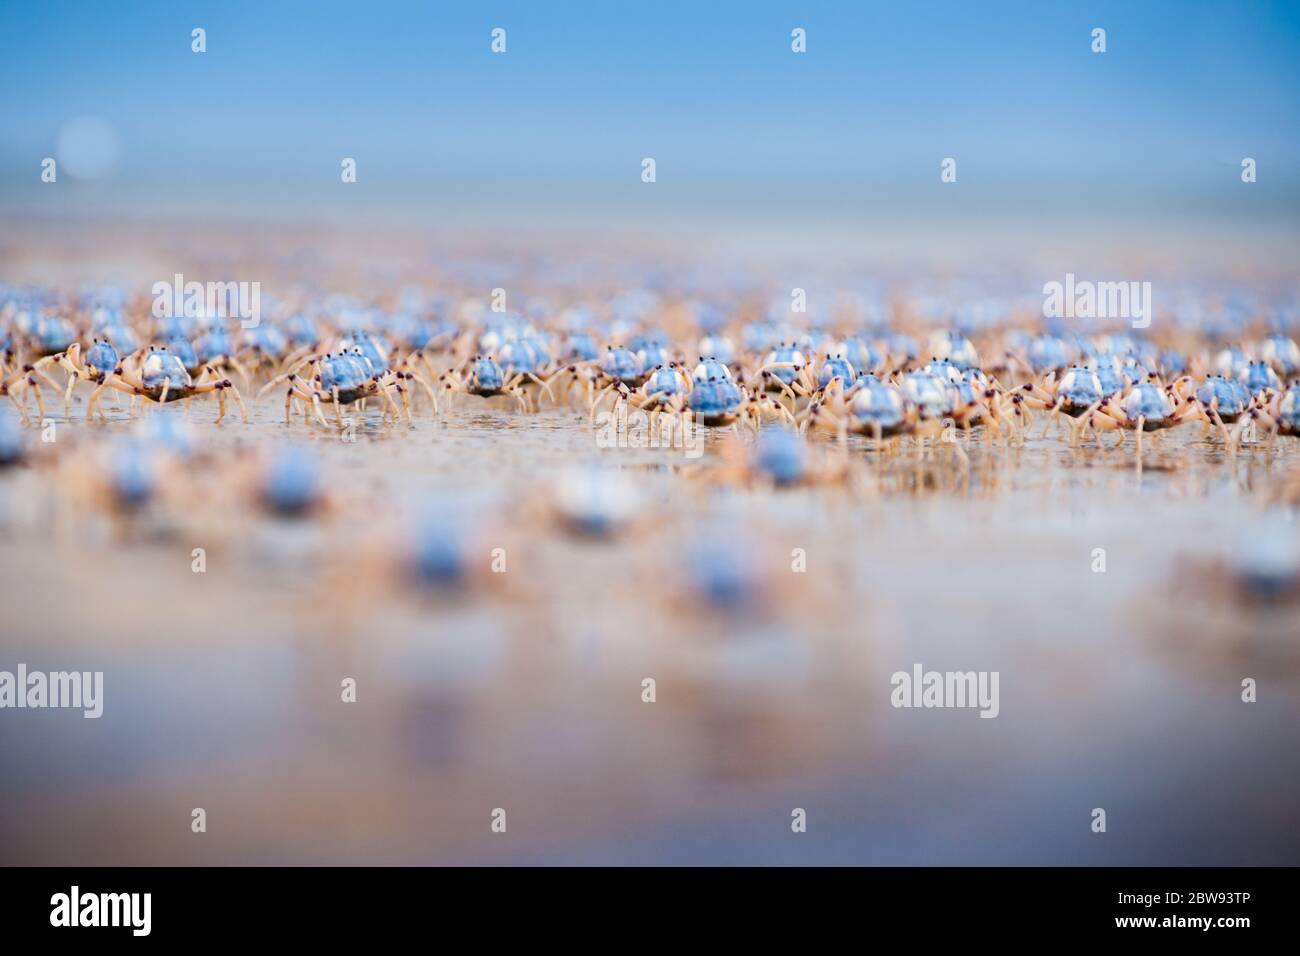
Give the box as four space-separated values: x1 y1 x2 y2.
2 0 1298 270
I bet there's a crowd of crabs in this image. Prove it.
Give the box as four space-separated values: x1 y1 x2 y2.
4 291 1300 493
4 288 1300 609
9 296 1300 435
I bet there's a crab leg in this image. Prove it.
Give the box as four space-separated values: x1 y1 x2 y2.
225 381 248 423
589 382 617 423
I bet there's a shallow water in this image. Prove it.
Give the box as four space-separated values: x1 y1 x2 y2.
2 394 1299 864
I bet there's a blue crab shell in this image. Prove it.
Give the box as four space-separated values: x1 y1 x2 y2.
111 444 155 509
627 329 668 355
839 337 882 374
1262 335 1300 375
755 428 808 486
946 378 978 410
817 355 855 389
497 339 539 376
696 335 735 366
563 332 599 362
109 324 141 353
601 347 642 383
1056 367 1102 414
1029 335 1071 372
526 335 553 367
923 358 963 384
1214 346 1249 379
930 330 979 369
194 329 233 362
244 325 288 358
1159 349 1186 376
636 342 669 372
156 316 195 341
136 413 195 457
1241 360 1281 395
762 345 805 386
1279 389 1300 433
34 315 76 355
140 350 192 391
742 322 777 353
690 542 754 610
262 449 321 517
644 365 687 398
901 371 952 417
850 377 907 434
422 318 458 350
166 337 201 373
1122 382 1173 426
410 521 468 588
692 357 732 383
342 331 388 374
693 305 727 334
1098 333 1140 358
688 377 744 423
470 356 505 393
1196 376 1247 420
888 334 918 361
319 354 370 395
284 314 320 347
84 340 119 377
1089 355 1125 396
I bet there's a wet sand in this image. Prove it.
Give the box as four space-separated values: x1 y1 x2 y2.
2 395 1299 865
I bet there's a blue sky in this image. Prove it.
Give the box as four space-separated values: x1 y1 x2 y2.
1 1 1297 249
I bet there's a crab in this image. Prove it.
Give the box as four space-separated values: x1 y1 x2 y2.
338 330 440 413
926 330 980 369
754 342 807 394
85 346 249 423
696 334 736 367
843 374 910 443
234 325 292 381
836 336 884 377
57 418 198 537
252 446 335 518
266 349 411 426
1016 365 1107 440
686 373 748 428
590 361 695 440
1240 359 1282 398
1187 374 1253 450
1261 334 1300 377
32 339 120 415
758 351 857 403
545 466 647 540
1 363 58 423
1232 380 1300 448
193 326 254 391
439 354 530 413
569 346 647 414
495 337 558 410
23 314 78 360
806 372 971 461
702 427 867 491
1077 380 1197 454
1024 334 1075 374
